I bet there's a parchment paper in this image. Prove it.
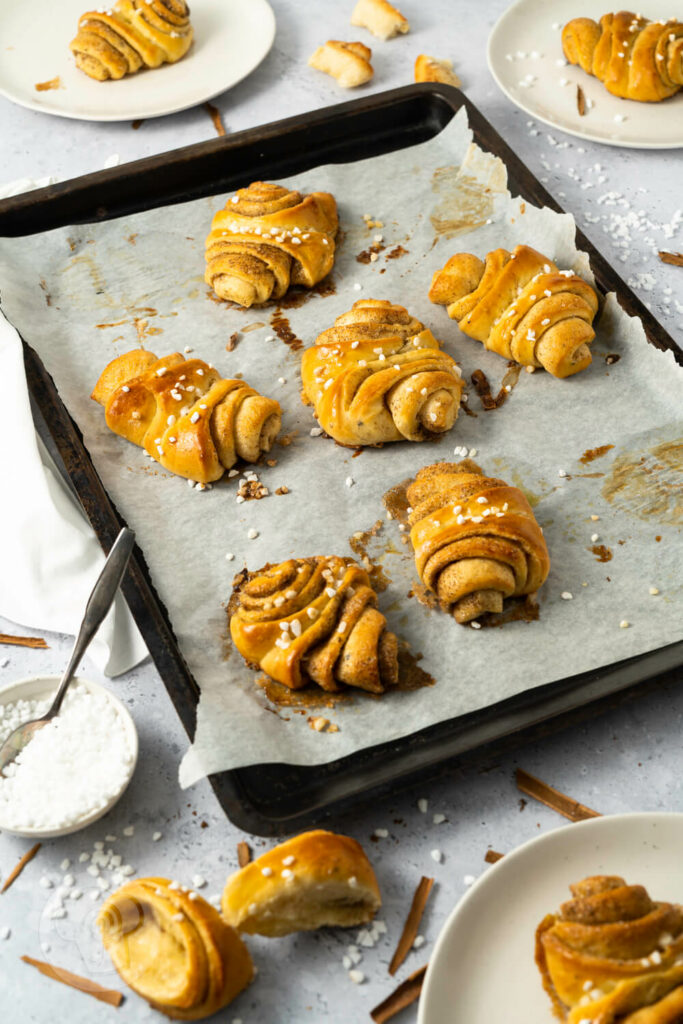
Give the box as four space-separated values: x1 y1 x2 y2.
0 108 680 788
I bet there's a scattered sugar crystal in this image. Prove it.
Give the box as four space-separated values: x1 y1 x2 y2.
431 849 444 863
417 797 428 813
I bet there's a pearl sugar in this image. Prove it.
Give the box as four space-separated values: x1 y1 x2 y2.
0 684 134 831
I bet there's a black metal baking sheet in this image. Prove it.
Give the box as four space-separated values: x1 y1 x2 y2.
4 84 681 836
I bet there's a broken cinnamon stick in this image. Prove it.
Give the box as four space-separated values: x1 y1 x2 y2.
388 876 434 976
371 964 428 1023
577 85 587 116
204 102 226 137
1 843 42 893
516 768 600 822
484 849 504 864
658 251 683 267
237 841 251 867
0 633 48 649
21 956 123 1007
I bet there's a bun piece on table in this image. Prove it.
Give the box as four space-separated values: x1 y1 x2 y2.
429 244 598 379
414 54 461 87
536 875 683 1022
301 299 464 446
205 181 338 307
92 350 281 484
350 0 410 41
222 830 381 937
70 0 193 81
308 40 374 88
562 13 683 102
406 460 550 624
98 877 253 1020
229 556 399 693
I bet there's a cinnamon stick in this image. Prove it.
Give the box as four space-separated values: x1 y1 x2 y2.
204 102 226 137
516 768 600 822
237 841 251 867
21 956 123 1007
1 843 42 893
484 849 504 864
388 876 434 976
0 633 48 649
658 251 683 267
371 964 428 1023
577 85 587 116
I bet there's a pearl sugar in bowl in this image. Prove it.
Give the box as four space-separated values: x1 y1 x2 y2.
0 675 138 838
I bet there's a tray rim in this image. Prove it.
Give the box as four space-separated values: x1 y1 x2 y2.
5 82 682 835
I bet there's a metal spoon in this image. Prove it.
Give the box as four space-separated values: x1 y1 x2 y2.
0 527 136 776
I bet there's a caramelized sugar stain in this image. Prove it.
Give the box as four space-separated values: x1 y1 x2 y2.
270 311 304 351
392 648 435 691
275 276 337 310
349 520 390 592
590 544 613 563
34 77 61 91
407 580 439 612
471 364 521 411
38 279 52 306
602 439 682 526
356 243 385 264
430 167 495 239
383 479 412 526
477 595 540 628
256 675 351 710
580 444 614 464
385 245 409 260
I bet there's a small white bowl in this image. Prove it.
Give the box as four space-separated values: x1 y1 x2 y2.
0 674 138 839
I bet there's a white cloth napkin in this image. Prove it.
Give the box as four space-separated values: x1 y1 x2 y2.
0 272 148 677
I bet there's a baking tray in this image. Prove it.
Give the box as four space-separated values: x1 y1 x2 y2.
2 84 681 836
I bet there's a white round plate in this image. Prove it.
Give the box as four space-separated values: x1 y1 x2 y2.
0 675 138 838
488 0 683 148
419 813 683 1024
0 0 275 122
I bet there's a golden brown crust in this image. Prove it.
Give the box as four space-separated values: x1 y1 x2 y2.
91 350 281 483
229 556 399 692
300 299 464 446
98 877 253 1020
204 181 338 307
70 0 193 81
406 461 550 623
414 54 461 87
308 40 374 87
562 13 683 102
536 875 683 1023
429 244 597 379
221 830 381 937
351 0 409 41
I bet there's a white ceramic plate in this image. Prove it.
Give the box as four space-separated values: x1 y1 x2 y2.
0 675 138 838
419 813 683 1024
0 0 275 122
488 0 683 149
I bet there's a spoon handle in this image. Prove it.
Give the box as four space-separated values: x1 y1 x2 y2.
50 528 136 716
